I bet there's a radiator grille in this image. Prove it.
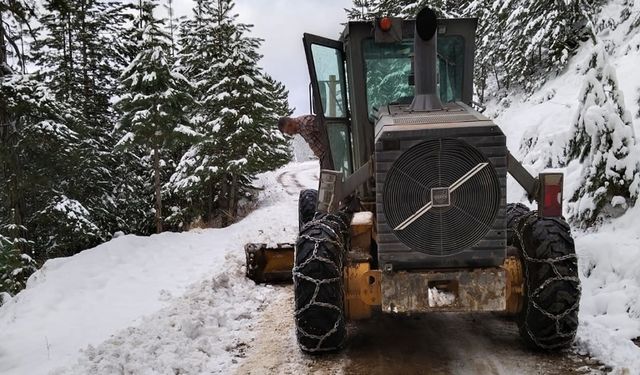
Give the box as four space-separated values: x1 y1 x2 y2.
382 138 500 255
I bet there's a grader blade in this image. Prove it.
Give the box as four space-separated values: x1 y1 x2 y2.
245 243 295 283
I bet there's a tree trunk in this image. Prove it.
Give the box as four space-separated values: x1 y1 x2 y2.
230 173 238 222
168 0 175 56
220 174 229 227
66 11 73 99
0 9 26 250
480 66 486 103
153 145 163 233
80 0 90 121
206 179 214 224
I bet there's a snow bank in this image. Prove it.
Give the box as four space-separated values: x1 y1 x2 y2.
574 204 640 372
56 253 274 375
0 161 317 375
484 1 640 368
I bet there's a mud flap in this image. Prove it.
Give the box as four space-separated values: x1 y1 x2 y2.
245 243 295 283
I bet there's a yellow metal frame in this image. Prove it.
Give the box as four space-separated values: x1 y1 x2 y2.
344 263 381 319
342 211 524 319
503 255 524 315
245 212 523 318
344 212 382 320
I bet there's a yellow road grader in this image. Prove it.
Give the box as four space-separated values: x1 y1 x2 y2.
245 7 581 353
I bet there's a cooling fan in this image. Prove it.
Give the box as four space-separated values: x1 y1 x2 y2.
383 138 501 255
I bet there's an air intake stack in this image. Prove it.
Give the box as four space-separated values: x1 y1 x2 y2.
410 7 443 112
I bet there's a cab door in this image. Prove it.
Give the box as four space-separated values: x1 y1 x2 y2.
303 33 353 176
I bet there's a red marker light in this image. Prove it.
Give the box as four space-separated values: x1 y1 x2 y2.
379 17 393 32
539 173 563 217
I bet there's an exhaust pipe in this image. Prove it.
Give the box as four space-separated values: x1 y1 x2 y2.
410 8 443 112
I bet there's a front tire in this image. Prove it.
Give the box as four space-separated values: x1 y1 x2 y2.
293 211 351 353
514 212 581 350
507 203 531 246
298 189 318 231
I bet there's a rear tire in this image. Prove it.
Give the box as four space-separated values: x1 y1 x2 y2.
507 203 530 246
298 189 318 231
514 212 581 350
293 211 351 353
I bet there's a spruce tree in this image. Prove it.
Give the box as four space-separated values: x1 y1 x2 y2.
346 0 461 19
499 0 592 92
170 0 290 228
346 0 377 20
31 0 143 244
461 1 506 99
0 72 82 284
0 225 35 297
566 45 640 226
346 0 599 98
1 1 77 292
116 0 195 233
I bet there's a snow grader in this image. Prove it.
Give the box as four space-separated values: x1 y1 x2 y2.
245 7 581 353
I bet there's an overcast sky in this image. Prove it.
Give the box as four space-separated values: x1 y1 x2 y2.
173 0 352 116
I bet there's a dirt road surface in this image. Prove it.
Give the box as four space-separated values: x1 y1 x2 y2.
237 164 604 375
236 288 604 375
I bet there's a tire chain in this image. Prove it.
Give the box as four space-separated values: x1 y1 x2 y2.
293 211 351 353
514 212 581 350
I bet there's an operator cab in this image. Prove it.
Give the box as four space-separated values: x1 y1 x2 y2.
303 15 478 202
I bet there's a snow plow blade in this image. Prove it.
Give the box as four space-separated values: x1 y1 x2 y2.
245 243 295 283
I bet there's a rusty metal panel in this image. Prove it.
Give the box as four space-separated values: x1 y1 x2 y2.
381 268 506 313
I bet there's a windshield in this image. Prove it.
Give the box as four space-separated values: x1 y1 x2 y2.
363 36 465 118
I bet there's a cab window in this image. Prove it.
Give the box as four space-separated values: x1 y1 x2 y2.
362 36 465 118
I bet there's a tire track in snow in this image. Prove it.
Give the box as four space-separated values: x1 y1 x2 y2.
276 162 318 196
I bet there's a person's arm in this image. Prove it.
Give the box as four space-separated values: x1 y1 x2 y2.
308 134 326 159
299 115 327 159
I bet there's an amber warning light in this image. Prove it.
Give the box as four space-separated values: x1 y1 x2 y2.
379 17 393 32
539 173 564 217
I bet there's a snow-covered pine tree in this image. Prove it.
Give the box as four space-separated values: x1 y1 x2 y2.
346 0 462 18
0 71 84 277
0 5 37 290
1 1 81 291
461 1 506 99
0 225 35 297
346 0 377 20
116 0 195 233
346 0 597 98
71 0 142 241
165 0 226 228
170 0 244 227
566 45 640 227
170 0 290 228
498 0 593 92
164 0 181 56
244 73 292 178
109 1 167 236
208 11 292 225
30 0 145 246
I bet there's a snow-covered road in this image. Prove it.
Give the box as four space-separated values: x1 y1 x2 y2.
237 288 605 375
1 160 638 374
0 162 317 374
